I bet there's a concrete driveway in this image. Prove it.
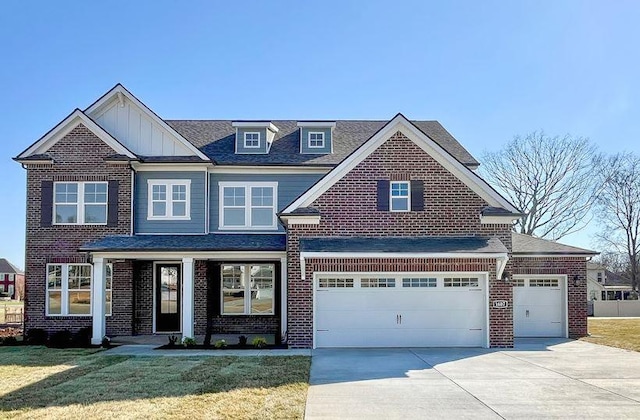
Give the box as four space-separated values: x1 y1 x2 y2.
305 339 640 419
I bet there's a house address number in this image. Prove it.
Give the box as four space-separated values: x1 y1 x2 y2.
493 300 509 308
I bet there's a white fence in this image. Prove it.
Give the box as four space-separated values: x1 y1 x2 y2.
593 300 640 317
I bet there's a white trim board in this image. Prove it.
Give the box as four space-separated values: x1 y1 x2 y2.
85 84 210 161
17 109 137 159
282 113 519 214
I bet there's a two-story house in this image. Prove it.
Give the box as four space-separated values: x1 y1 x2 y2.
14 85 596 347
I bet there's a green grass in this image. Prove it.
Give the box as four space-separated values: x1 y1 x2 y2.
0 346 310 419
0 300 23 324
581 318 640 352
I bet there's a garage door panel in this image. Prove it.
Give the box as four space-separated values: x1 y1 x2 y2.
315 274 487 348
513 279 565 338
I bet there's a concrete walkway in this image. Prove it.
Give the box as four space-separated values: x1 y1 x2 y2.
103 344 311 357
305 339 640 419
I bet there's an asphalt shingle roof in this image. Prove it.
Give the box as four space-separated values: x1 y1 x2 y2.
0 258 22 274
300 236 507 254
511 232 597 255
80 234 286 252
166 120 480 167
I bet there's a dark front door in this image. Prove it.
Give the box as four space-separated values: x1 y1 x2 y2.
155 264 181 332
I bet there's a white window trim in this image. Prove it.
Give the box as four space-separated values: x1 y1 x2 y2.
53 181 109 225
389 181 411 212
221 263 275 315
308 132 325 149
243 132 261 149
147 179 191 221
46 263 113 317
219 181 278 230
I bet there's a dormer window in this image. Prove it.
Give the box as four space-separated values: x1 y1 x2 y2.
232 122 279 154
244 132 260 148
308 132 325 148
298 121 335 154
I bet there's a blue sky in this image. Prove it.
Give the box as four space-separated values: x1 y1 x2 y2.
1 1 639 269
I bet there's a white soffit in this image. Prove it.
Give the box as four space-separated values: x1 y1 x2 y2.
85 84 209 160
283 114 519 214
16 109 136 159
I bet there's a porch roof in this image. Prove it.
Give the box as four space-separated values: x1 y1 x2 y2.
80 233 286 252
299 236 508 254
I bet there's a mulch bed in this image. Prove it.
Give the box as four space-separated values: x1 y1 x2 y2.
157 344 288 350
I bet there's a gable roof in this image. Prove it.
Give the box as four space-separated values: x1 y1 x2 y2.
85 84 210 161
281 113 520 214
0 259 22 274
15 109 137 160
166 119 479 167
511 232 598 256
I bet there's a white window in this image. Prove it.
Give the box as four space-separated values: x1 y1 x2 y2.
147 180 191 220
308 132 325 148
529 278 559 287
402 277 437 288
221 264 275 315
444 277 479 287
597 272 603 283
46 263 112 316
390 181 410 212
54 182 108 224
361 278 396 288
219 182 278 229
244 132 260 148
318 278 354 288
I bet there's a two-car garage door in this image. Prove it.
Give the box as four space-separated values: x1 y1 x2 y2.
314 274 487 348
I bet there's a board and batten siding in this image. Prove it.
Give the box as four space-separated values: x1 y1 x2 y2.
300 127 332 154
209 173 324 232
92 97 194 156
135 171 207 234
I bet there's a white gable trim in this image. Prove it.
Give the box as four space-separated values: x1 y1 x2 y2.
282 114 519 214
85 84 210 161
17 109 137 159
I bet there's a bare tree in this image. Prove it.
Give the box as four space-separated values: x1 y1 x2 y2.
595 153 640 291
481 132 601 240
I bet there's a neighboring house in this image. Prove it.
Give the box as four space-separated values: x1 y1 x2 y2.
0 258 23 300
586 262 635 301
14 84 597 347
587 262 606 301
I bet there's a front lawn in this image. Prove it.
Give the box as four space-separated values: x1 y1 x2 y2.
0 346 311 419
581 318 640 352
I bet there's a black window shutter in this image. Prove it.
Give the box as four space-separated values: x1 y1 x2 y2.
411 180 424 211
377 180 390 211
107 180 119 227
41 181 53 227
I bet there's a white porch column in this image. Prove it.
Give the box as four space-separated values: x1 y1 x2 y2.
182 258 194 338
91 257 106 345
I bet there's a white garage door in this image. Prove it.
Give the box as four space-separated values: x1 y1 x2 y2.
314 274 487 348
513 277 566 337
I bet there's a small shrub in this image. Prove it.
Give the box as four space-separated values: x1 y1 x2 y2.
182 337 197 347
252 337 267 349
238 335 248 346
101 336 111 348
72 327 92 347
2 336 18 346
26 328 48 345
214 339 227 348
49 330 73 348
167 335 179 347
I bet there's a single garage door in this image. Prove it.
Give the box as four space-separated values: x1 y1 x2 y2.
314 274 487 348
513 276 566 337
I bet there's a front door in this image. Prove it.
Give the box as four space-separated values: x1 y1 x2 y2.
155 264 181 332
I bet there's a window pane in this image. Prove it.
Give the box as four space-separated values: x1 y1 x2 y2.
250 265 273 314
223 187 245 206
172 184 186 200
222 265 244 314
85 204 107 223
173 202 186 217
160 267 179 314
152 185 166 200
391 198 409 211
68 291 91 314
105 291 112 316
224 208 245 226
251 187 273 206
55 183 78 203
85 183 107 204
48 291 62 315
55 204 77 223
391 182 409 197
153 202 166 216
48 265 62 289
251 208 273 226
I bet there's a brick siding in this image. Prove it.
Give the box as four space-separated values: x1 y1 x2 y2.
23 124 132 335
